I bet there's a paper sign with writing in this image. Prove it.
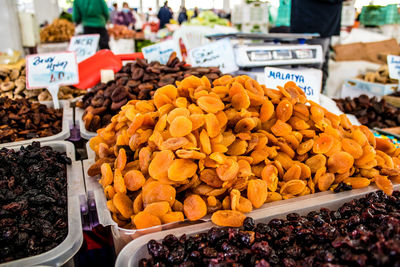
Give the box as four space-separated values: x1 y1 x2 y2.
142 40 179 64
68 34 100 62
388 55 400 80
26 52 79 108
188 39 238 74
263 67 322 103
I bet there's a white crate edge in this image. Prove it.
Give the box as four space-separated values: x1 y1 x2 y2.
76 107 97 140
0 141 84 267
116 184 400 267
0 101 72 148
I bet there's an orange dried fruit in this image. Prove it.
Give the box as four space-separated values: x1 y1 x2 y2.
276 99 293 122
148 150 174 181
114 169 127 194
266 192 283 202
161 212 185 224
107 199 118 213
375 175 393 195
283 164 302 181
168 159 198 181
205 113 221 138
169 116 192 137
375 138 396 155
142 181 176 206
200 129 212 154
296 139 314 155
167 107 190 124
261 165 278 191
183 194 207 221
343 177 370 189
211 210 246 227
352 128 368 147
104 185 115 199
115 148 127 170
317 173 335 191
342 138 363 159
161 137 189 150
305 154 326 173
113 193 134 218
271 120 292 137
200 169 224 187
227 139 248 156
328 152 354 174
143 201 170 218
133 211 161 229
176 149 206 160
234 118 257 133
124 170 146 191
100 163 113 187
216 158 239 181
139 147 152 173
280 180 306 195
189 114 205 131
260 99 274 122
313 133 334 154
133 192 143 214
247 179 268 208
197 95 225 114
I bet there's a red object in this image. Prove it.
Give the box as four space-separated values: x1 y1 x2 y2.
74 49 144 90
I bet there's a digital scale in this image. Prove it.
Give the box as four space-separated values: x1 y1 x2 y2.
207 33 324 69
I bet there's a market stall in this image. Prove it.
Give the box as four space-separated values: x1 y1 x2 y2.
0 1 400 266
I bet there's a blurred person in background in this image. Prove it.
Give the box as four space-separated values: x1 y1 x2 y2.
158 1 173 29
73 0 110 49
193 7 199 18
290 0 344 90
178 7 188 24
110 3 118 24
115 2 136 30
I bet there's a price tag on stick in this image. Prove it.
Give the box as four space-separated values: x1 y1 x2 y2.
188 39 239 74
387 55 400 87
68 34 100 63
26 52 79 109
142 40 180 64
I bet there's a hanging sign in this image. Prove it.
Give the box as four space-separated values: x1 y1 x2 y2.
26 52 79 108
68 34 100 63
387 55 400 80
188 38 238 74
263 67 322 103
142 40 180 64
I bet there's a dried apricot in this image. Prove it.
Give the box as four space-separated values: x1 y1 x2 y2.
114 169 127 194
200 169 223 187
327 152 354 174
161 137 189 150
169 116 192 137
211 210 246 227
197 95 225 113
296 139 314 155
142 181 176 205
260 99 274 122
167 107 190 124
168 159 198 181
124 170 146 191
205 113 221 138
113 193 134 218
247 179 268 208
133 211 161 229
143 201 170 218
133 192 143 214
305 154 326 173
375 175 393 195
183 194 207 221
276 99 293 122
161 212 185 224
280 180 306 195
104 185 115 199
343 177 370 189
148 150 174 181
216 158 239 181
271 120 292 137
313 134 334 154
107 199 118 213
317 173 335 191
283 164 302 181
100 163 113 187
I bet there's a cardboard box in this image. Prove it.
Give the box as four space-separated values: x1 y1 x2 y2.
341 78 399 98
334 39 400 64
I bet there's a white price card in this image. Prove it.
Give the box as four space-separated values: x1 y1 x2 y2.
387 55 400 80
68 34 100 62
26 52 79 108
188 39 238 74
263 67 322 103
142 40 180 64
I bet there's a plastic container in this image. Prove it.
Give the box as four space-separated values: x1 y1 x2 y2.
360 4 400 26
84 156 399 255
0 141 84 267
116 184 400 267
0 100 72 148
86 138 96 159
75 107 97 140
83 159 203 254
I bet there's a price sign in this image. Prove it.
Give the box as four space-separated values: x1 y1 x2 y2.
188 39 238 74
263 67 322 103
388 55 400 80
142 40 180 64
26 52 79 108
68 34 100 63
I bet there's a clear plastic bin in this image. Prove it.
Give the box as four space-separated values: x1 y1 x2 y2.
86 138 96 159
83 159 204 254
0 100 73 148
116 184 400 267
76 107 97 140
0 141 84 267
84 157 399 255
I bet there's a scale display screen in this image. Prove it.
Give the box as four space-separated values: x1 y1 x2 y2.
272 50 292 60
249 51 272 61
295 49 314 59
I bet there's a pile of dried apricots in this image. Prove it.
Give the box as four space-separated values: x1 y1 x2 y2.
88 74 400 229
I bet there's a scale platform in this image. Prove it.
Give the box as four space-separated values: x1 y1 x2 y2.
234 44 323 68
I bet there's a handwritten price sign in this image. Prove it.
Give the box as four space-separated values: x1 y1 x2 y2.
68 34 100 62
26 52 79 108
388 55 400 80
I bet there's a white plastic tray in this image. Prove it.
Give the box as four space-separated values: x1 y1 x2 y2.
84 157 399 255
0 141 84 267
76 107 97 140
116 184 400 267
86 138 96 159
0 101 72 148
